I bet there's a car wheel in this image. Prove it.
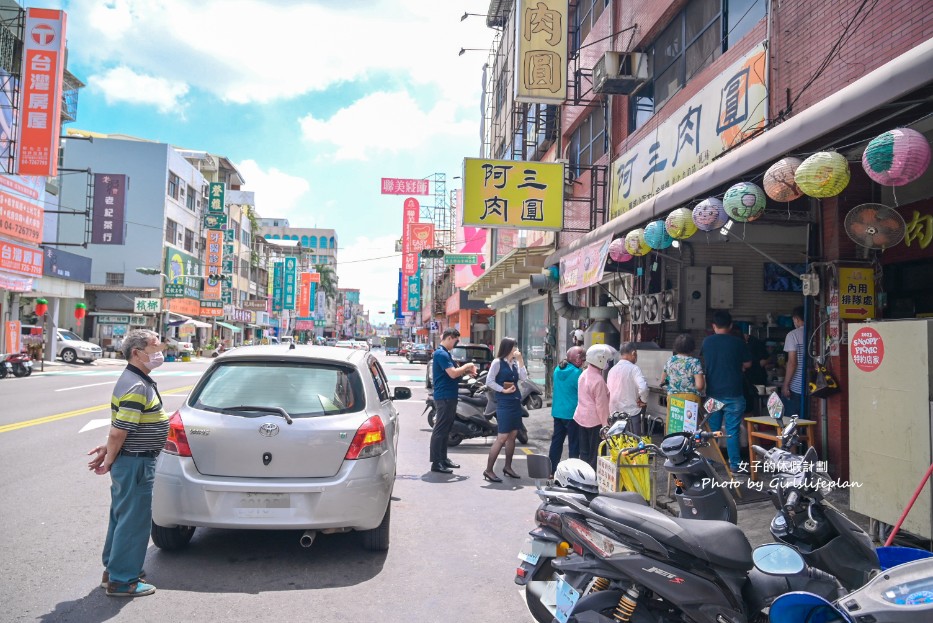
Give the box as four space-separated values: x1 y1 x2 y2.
427 408 436 428
61 348 77 364
447 433 464 447
150 522 195 550
361 502 390 551
517 427 529 445
525 394 544 410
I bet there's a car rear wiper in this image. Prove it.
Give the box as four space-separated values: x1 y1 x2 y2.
221 405 293 424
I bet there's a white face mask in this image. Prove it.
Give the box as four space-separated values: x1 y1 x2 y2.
146 351 165 370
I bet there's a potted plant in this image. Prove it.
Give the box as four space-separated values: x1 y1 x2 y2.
202 335 220 358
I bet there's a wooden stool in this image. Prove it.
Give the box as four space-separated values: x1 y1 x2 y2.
745 416 817 481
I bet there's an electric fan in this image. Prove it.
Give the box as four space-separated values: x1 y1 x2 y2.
843 203 907 250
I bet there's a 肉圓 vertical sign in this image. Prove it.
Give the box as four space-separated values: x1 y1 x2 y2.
283 257 297 311
462 158 564 230
91 174 127 245
515 0 568 104
15 8 66 176
208 182 225 214
381 178 430 195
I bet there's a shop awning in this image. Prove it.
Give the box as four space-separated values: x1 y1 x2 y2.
166 313 212 329
466 246 551 301
545 37 933 267
216 321 242 333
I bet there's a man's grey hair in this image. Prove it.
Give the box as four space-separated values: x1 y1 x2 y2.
619 342 638 356
122 329 159 361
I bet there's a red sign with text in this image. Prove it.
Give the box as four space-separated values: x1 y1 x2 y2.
298 272 312 317
0 239 43 276
381 178 430 195
851 326 884 372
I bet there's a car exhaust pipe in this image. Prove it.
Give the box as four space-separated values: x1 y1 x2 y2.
299 530 317 548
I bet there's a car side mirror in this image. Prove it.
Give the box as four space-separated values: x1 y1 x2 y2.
393 387 411 400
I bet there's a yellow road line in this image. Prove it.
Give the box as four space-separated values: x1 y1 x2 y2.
521 447 533 455
0 385 193 434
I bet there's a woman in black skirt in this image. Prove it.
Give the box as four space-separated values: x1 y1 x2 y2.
483 337 527 482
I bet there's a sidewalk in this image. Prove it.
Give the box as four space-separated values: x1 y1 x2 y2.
523 405 873 547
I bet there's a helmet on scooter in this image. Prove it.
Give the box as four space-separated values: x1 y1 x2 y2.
585 344 613 370
553 459 599 493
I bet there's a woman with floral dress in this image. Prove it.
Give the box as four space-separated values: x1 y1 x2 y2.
662 333 705 396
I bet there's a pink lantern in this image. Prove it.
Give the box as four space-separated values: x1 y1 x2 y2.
692 198 729 232
608 238 632 262
862 128 932 186
763 157 804 202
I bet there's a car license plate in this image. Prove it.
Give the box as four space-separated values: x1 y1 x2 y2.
518 537 540 565
237 493 289 508
555 577 580 623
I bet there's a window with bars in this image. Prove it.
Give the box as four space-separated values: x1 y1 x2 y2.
184 228 194 252
165 218 178 245
186 185 196 211
105 272 124 286
168 172 180 199
572 0 609 53
568 106 607 178
240 258 249 278
629 0 767 132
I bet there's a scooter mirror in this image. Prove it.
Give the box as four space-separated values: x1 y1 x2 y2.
767 391 784 421
605 419 629 439
526 454 551 480
752 543 806 576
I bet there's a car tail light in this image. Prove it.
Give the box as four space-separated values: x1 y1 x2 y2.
345 416 387 460
163 411 192 457
565 517 634 558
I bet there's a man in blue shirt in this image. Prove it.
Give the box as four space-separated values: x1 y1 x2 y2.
700 310 751 472
430 328 477 473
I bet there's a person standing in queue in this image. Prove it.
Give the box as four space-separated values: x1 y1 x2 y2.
549 346 585 475
607 342 650 436
483 337 528 482
782 306 806 417
574 344 613 470
429 329 477 474
86 329 168 597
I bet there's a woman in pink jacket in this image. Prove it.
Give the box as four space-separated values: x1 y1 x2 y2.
573 345 613 470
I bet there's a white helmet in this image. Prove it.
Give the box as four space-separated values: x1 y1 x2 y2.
585 344 613 370
553 459 598 493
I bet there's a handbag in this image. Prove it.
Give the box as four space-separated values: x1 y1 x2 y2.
809 362 840 398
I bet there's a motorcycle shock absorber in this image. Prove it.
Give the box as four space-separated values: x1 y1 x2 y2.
613 586 641 622
589 576 610 593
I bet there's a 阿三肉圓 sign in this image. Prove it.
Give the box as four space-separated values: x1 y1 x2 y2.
462 158 564 230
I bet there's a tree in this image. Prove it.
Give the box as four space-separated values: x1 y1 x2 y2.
313 263 338 302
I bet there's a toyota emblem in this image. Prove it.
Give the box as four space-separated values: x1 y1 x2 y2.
258 423 280 437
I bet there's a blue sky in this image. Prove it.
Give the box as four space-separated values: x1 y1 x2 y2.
33 0 495 317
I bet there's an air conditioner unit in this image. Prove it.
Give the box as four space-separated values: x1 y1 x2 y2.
630 294 646 325
645 293 662 324
660 289 678 323
593 52 650 95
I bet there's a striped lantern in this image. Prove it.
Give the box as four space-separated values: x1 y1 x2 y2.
723 182 767 222
624 229 651 256
763 157 804 202
795 151 850 198
861 128 931 186
665 207 698 240
644 220 674 249
608 238 632 262
692 198 729 232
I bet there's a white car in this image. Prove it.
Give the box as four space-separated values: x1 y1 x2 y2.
151 345 410 551
164 336 194 354
334 340 354 349
352 340 370 351
55 329 103 364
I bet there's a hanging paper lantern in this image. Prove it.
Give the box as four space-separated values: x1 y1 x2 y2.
644 220 674 249
624 229 651 256
34 298 48 317
665 207 698 240
692 198 729 232
723 182 767 222
763 157 804 202
74 302 87 321
862 128 931 186
608 238 632 263
795 151 850 198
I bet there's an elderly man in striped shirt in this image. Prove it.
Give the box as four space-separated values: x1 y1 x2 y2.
87 329 169 597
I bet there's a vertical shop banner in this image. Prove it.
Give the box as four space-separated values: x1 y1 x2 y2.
208 182 225 214
91 174 127 245
401 197 420 276
283 257 297 310
14 8 66 176
4 320 21 354
203 229 223 300
272 261 284 311
308 272 320 312
515 0 568 104
454 189 487 289
407 271 421 312
298 272 312 317
396 269 403 320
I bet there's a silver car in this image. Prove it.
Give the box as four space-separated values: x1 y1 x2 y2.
151 345 410 551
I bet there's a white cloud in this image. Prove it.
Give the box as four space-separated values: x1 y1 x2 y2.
87 66 189 114
236 159 312 224
299 91 475 161
337 234 401 316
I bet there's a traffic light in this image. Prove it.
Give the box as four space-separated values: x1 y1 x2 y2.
208 273 231 283
420 249 445 259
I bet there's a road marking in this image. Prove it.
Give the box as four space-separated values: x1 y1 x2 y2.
55 381 115 392
79 418 112 433
0 385 193 434
521 447 532 455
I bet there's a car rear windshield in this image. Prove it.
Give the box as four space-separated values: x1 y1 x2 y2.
451 346 492 362
189 361 364 418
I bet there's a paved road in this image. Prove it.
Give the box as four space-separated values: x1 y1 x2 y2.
0 351 544 623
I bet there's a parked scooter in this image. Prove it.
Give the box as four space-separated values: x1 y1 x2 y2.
423 376 529 445
518 454 843 623
769 557 933 622
520 377 545 410
0 356 12 378
4 352 33 377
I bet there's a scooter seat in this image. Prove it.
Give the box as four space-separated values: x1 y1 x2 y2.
589 498 752 571
459 395 487 407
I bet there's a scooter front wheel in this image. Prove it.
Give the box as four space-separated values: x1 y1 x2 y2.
447 433 464 447
517 426 528 445
12 365 29 378
524 394 543 410
426 408 436 428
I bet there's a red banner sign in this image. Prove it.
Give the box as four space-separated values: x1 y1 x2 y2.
402 198 420 276
0 239 43 276
15 8 66 176
298 272 312 317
